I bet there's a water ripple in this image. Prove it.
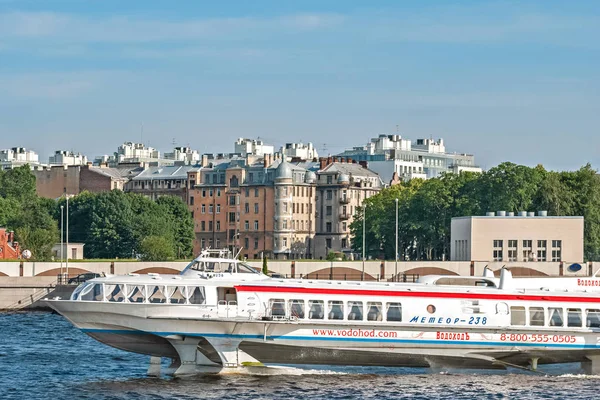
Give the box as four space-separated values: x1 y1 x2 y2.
0 312 598 399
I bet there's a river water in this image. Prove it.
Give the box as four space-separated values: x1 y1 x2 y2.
1 312 599 400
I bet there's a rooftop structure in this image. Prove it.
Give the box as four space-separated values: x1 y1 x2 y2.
164 147 200 164
49 150 88 166
337 134 481 179
280 142 319 161
234 138 274 157
0 147 41 170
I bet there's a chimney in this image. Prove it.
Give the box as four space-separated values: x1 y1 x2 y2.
359 160 368 169
319 157 327 170
327 156 333 166
312 157 318 162
333 156 338 163
347 157 353 164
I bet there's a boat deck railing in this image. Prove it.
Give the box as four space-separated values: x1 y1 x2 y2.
272 273 420 282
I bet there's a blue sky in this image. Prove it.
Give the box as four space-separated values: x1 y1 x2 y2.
0 1 598 170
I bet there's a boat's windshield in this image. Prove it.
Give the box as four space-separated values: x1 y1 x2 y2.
181 260 259 274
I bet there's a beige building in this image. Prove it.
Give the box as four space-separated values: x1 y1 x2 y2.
451 212 584 263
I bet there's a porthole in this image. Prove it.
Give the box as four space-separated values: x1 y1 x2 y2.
427 304 436 314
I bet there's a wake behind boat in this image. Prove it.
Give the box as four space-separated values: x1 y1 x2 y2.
45 249 600 375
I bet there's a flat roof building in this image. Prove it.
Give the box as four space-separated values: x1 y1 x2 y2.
451 212 584 263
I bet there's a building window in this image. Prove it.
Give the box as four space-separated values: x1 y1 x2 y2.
254 203 259 213
508 239 517 262
326 238 332 249
255 188 259 197
229 212 236 223
201 221 206 231
283 238 287 247
537 240 547 262
492 240 503 261
327 176 332 184
209 189 213 197
216 239 220 247
326 222 332 233
208 204 213 214
245 221 249 231
522 239 532 261
245 203 249 213
229 195 237 206
201 204 206 214
254 221 259 230
217 189 221 197
342 238 347 248
208 221 213 231
201 238 206 248
552 240 562 262
216 221 221 231
326 206 332 216
202 190 206 197
342 222 347 231
244 238 249 249
245 188 250 197
283 202 288 212
248 173 254 183
326 190 332 200
189 196 194 205
283 220 288 229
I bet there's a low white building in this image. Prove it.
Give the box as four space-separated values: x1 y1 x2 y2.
451 212 584 263
0 147 42 170
164 147 200 164
281 142 319 161
49 151 88 166
234 138 274 157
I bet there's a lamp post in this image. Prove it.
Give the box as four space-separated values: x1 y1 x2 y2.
362 204 366 281
395 198 398 282
66 195 70 279
60 205 64 281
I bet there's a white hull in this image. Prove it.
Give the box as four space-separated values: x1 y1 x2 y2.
47 300 600 374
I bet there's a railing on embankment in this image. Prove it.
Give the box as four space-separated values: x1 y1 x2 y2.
0 276 79 311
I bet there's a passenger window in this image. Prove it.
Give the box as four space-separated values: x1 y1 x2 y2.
270 299 286 317
548 307 563 327
127 285 146 303
386 302 402 322
568 308 582 327
167 286 186 304
289 300 305 319
148 285 167 303
510 306 526 326
308 300 324 319
188 286 206 304
587 309 600 328
328 301 344 320
529 307 545 326
347 301 363 321
80 283 103 301
105 284 126 302
367 302 383 321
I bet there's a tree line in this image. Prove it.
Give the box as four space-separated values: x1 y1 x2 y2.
0 166 194 261
350 163 600 261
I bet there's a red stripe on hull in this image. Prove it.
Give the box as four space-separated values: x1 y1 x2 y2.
234 285 600 303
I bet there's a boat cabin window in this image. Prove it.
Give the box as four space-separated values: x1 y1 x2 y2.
80 283 103 301
105 284 126 302
510 306 526 326
185 260 259 274
309 300 324 319
434 277 495 287
167 286 186 304
71 282 91 300
148 285 167 304
128 285 146 303
386 302 402 322
529 307 545 326
218 287 237 303
289 300 305 319
548 307 564 327
188 286 206 304
347 301 363 321
567 308 582 327
367 302 383 321
587 309 600 328
328 301 344 320
270 299 286 317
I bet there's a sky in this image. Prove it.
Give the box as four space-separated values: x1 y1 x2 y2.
0 0 599 171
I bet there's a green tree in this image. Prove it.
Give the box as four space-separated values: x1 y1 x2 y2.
156 195 194 258
138 235 175 261
0 166 37 203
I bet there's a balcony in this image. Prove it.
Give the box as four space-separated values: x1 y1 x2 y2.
339 197 350 204
339 212 351 220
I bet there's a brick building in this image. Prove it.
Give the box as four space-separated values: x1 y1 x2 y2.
0 228 20 260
